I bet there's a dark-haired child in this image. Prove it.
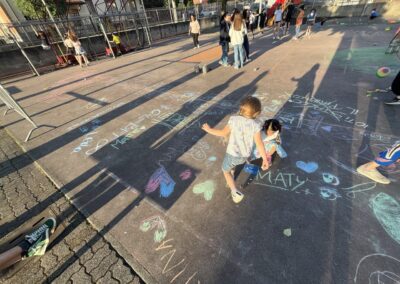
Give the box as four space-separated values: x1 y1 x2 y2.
253 119 287 165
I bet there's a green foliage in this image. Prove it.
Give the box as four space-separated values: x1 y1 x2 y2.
15 0 67 20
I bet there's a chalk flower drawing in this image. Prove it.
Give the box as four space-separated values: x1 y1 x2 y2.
139 216 167 243
145 166 176 198
370 192 400 245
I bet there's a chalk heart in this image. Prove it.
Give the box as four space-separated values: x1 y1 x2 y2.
296 161 319 173
193 180 215 201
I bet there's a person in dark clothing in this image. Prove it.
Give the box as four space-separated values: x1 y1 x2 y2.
284 1 295 35
243 9 251 62
385 71 400 105
259 9 266 33
219 13 231 67
37 31 51 50
370 8 378 20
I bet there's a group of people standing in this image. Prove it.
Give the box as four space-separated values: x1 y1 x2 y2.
219 10 253 70
217 3 318 70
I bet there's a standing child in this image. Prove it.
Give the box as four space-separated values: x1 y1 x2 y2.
202 96 269 203
305 8 317 37
293 5 305 40
189 15 201 49
253 119 287 164
229 13 247 70
273 5 283 40
70 34 89 67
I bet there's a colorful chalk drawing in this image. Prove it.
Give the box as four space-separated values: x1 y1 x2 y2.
370 193 400 245
354 253 400 283
319 187 341 201
296 161 319 173
145 166 176 198
179 169 192 181
208 156 217 162
140 216 167 243
192 180 215 201
322 173 340 186
255 167 378 202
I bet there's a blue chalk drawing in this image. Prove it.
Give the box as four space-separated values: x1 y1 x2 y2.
321 125 332 132
322 173 340 185
208 156 217 162
296 161 319 173
145 166 176 198
319 187 341 200
370 192 400 245
244 164 259 175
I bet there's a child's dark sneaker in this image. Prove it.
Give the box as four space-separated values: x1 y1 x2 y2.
25 217 56 257
385 97 400 105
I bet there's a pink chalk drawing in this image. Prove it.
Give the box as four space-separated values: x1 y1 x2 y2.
179 169 192 181
145 166 176 198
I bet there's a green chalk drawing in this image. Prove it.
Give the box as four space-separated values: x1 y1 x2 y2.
370 193 400 245
193 180 215 201
332 47 398 75
139 216 167 243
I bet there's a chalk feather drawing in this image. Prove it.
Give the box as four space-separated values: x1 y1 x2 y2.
193 180 215 201
296 161 319 173
370 192 400 245
145 166 176 198
140 216 167 243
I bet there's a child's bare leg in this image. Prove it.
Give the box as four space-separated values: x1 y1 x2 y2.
223 171 236 192
75 55 82 67
83 55 89 66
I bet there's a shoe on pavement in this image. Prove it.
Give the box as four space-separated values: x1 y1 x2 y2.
223 63 230 67
231 189 244 203
357 165 390 184
25 217 57 257
234 66 239 70
218 60 223 65
385 97 400 105
197 44 200 48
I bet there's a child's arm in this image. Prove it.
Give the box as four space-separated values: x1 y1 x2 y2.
202 123 230 138
254 131 270 170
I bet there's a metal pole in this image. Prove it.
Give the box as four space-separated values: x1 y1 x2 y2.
257 0 262 30
98 17 116 58
7 29 40 76
139 0 153 46
40 0 64 40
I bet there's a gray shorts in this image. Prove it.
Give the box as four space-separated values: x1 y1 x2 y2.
222 153 247 172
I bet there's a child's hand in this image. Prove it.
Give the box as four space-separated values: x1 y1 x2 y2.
261 159 270 171
202 123 211 132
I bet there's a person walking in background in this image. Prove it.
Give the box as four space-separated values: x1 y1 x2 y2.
219 12 231 67
259 9 266 34
273 4 283 40
69 33 89 67
293 5 305 40
305 8 317 37
201 96 269 203
189 14 201 49
249 11 256 39
229 12 247 70
242 10 251 62
284 0 295 35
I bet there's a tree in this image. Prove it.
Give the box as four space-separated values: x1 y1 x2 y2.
15 0 67 20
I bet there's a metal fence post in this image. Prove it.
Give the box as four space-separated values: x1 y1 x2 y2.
98 17 116 59
7 28 40 76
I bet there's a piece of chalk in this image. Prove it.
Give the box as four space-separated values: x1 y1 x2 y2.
283 228 292 237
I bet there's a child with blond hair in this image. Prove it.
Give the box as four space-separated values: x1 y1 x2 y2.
202 96 269 203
